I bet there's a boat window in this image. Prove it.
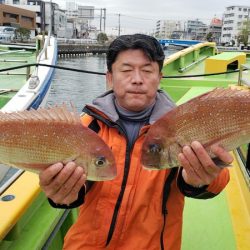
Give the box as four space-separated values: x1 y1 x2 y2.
227 60 238 71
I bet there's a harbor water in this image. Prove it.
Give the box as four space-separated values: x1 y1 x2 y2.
46 54 107 113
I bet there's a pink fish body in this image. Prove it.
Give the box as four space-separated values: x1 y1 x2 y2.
141 88 250 169
0 105 116 181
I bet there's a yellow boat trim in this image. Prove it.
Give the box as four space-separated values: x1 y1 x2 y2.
0 171 40 240
225 152 250 250
163 42 216 65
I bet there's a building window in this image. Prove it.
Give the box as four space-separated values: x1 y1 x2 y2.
13 0 20 4
3 12 18 19
21 16 33 23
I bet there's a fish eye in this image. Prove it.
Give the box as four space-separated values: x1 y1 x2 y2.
149 144 162 153
95 156 106 167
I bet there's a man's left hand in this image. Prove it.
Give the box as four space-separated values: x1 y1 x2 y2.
178 141 233 188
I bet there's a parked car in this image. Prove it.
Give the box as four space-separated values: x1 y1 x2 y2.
0 26 16 42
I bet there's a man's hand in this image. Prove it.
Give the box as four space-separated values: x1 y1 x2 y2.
178 141 233 187
39 162 87 205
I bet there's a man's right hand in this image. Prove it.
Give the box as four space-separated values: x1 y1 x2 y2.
39 162 87 205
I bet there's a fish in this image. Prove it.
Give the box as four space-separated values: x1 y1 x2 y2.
0 105 117 181
141 87 250 169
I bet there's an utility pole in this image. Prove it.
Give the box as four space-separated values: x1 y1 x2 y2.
50 0 54 36
118 13 121 36
41 1 45 34
99 8 102 32
103 8 106 32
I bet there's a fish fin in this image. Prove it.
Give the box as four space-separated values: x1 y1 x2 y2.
3 162 49 172
0 104 81 124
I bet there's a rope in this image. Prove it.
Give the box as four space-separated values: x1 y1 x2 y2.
0 63 243 78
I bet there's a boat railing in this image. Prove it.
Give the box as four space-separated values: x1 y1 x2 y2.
28 30 52 89
179 55 209 72
36 30 51 62
238 64 250 87
0 49 26 55
0 33 52 84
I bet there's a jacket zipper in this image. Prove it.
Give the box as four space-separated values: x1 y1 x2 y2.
106 139 132 245
160 168 177 250
83 107 133 246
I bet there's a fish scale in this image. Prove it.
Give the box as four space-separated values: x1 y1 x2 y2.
141 88 250 169
0 105 117 181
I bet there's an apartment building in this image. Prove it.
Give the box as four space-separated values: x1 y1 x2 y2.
207 18 222 44
0 0 27 4
2 0 67 37
186 19 207 40
221 5 250 45
0 3 36 30
155 20 181 39
65 1 96 38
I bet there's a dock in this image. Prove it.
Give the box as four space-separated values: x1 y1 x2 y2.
57 44 108 57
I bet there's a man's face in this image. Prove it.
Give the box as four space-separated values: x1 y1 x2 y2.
106 49 162 112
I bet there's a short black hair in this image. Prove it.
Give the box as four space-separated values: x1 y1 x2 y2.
107 34 165 72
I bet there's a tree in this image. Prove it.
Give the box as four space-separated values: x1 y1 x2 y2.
15 27 31 42
206 32 213 42
238 20 250 46
97 32 108 44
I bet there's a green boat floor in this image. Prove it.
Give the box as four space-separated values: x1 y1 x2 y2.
176 87 214 105
182 191 236 250
0 51 36 108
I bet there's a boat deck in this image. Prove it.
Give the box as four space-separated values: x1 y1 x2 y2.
0 46 36 107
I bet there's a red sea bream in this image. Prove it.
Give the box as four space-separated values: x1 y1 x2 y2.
0 105 116 181
141 88 250 169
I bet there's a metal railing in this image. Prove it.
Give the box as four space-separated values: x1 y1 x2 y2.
238 64 250 87
28 30 52 89
178 56 208 73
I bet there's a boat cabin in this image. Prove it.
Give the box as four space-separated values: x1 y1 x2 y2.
205 52 246 74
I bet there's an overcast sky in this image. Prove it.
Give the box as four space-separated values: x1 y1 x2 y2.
53 0 250 34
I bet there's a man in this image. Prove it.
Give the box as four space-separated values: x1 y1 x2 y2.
39 34 233 250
